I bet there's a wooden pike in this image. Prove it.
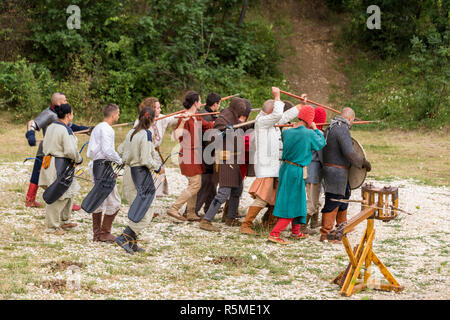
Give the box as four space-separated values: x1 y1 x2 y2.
200 93 240 107
233 119 256 129
280 89 342 114
155 110 186 121
74 109 193 135
275 120 378 128
74 96 240 135
175 107 261 119
175 111 220 119
74 121 135 135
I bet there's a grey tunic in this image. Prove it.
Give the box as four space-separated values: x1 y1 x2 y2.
39 122 82 199
306 149 324 184
322 116 364 196
118 129 160 204
33 107 59 156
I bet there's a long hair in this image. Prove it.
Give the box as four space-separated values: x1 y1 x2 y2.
183 91 200 109
138 97 159 112
131 106 155 141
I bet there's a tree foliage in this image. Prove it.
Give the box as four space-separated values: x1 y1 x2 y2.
327 0 449 127
0 0 283 121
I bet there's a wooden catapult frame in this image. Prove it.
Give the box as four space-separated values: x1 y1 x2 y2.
329 183 404 297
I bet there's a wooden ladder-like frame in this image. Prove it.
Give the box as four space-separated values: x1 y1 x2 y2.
331 206 404 297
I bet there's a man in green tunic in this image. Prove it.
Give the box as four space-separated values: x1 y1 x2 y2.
268 105 326 245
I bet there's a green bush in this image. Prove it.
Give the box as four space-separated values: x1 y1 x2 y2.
3 0 283 121
328 0 449 128
333 0 449 58
0 58 56 120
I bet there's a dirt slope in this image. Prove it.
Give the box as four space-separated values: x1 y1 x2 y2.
268 0 348 106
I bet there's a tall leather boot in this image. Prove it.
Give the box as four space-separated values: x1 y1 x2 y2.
300 215 318 235
92 212 102 242
336 209 347 226
336 209 353 233
186 211 201 221
240 206 264 235
320 207 338 242
25 182 42 208
221 201 229 222
99 211 118 242
262 206 277 229
310 212 320 229
167 205 187 221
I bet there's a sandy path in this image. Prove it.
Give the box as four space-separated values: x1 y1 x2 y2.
0 162 448 300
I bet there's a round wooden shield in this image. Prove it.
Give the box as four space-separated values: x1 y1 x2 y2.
349 137 367 190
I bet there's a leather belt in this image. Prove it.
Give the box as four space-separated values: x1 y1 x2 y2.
324 163 349 170
284 160 303 167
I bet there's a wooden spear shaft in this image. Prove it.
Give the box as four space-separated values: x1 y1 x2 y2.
155 110 186 121
175 108 261 119
280 90 342 114
199 93 240 107
275 120 378 128
175 112 219 119
74 121 136 135
74 109 192 135
74 94 240 135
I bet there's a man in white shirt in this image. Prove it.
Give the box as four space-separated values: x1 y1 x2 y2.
86 104 122 242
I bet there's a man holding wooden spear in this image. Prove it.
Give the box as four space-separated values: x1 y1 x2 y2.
320 108 372 243
240 87 301 235
24 92 91 211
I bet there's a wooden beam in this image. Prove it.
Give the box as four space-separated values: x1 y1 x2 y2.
340 230 367 295
371 252 402 289
342 229 375 297
343 206 376 235
351 283 368 295
342 236 357 268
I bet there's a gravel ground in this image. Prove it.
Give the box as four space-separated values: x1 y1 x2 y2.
0 162 448 300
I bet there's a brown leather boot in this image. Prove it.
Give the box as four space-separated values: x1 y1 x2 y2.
199 219 220 232
92 212 102 242
262 206 277 229
300 217 318 235
336 209 353 233
167 207 187 221
336 209 347 226
99 211 118 242
186 211 201 221
310 212 320 229
240 206 263 235
319 208 338 242
225 218 241 227
221 201 229 222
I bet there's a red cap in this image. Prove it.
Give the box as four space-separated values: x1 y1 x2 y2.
298 105 315 127
314 107 327 130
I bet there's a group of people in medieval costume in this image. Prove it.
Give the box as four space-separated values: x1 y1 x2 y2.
24 87 371 253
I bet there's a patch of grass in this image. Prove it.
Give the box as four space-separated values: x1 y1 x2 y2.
351 130 450 187
41 242 65 250
274 279 293 285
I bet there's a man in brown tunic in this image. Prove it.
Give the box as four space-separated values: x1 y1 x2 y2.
199 97 255 232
